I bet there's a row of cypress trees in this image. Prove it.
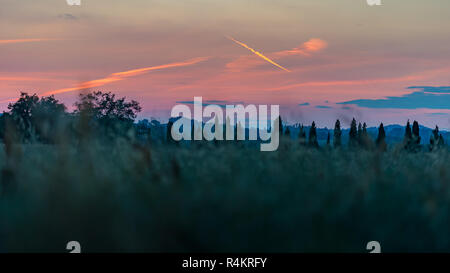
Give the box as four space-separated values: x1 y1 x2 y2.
281 117 446 152
164 116 446 152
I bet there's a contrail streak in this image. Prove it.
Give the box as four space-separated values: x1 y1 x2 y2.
0 57 208 103
40 57 209 96
226 36 290 72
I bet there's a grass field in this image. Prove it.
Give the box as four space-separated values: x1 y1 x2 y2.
1 138 450 252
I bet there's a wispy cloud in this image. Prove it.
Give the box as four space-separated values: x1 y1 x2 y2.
0 76 57 82
0 39 58 45
274 38 327 57
338 86 450 109
316 105 332 109
39 57 209 97
298 102 310 106
0 57 209 104
427 112 449 116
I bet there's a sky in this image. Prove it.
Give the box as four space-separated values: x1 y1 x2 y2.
1 0 450 129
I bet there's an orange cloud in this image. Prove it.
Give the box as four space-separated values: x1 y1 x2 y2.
274 38 327 57
227 36 291 72
0 57 208 104
111 58 208 78
0 39 58 45
40 57 209 96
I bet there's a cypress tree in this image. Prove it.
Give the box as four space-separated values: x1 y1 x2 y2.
429 135 434 149
407 120 421 152
412 121 421 143
357 122 363 145
405 120 412 140
333 119 342 148
430 125 439 151
361 122 372 149
308 121 319 147
326 131 331 146
298 124 307 145
430 126 445 151
349 118 358 147
404 120 413 150
376 123 387 151
278 116 283 136
433 125 439 140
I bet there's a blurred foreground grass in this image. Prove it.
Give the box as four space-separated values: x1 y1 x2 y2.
1 140 450 252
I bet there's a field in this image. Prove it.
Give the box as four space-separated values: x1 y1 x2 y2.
1 138 450 253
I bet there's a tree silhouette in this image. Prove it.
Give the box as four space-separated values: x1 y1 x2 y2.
405 120 412 140
298 124 307 146
278 116 283 136
360 122 373 149
430 125 445 151
404 120 413 151
376 123 387 151
412 121 421 144
404 120 422 152
308 121 319 147
136 119 152 144
2 92 66 143
333 119 342 148
349 118 358 148
74 91 141 139
357 122 363 145
1 91 448 153
74 91 141 122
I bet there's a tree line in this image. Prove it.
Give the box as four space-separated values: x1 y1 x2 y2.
0 91 141 144
278 117 446 152
0 91 446 152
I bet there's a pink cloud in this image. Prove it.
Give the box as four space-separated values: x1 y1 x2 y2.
0 39 58 45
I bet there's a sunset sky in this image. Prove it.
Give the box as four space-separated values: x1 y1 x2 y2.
1 0 450 128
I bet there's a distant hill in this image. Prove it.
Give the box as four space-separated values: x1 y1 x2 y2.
284 124 450 146
142 118 449 146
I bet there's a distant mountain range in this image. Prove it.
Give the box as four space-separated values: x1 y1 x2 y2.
146 118 449 146
284 124 449 146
